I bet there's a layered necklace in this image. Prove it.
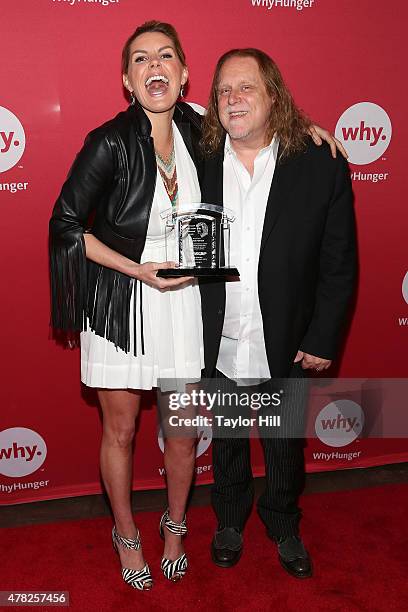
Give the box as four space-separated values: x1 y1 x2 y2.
155 134 178 208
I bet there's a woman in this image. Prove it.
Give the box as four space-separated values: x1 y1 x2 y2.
49 20 344 591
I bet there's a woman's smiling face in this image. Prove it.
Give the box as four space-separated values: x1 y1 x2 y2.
123 31 188 115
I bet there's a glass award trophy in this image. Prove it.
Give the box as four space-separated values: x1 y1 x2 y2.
157 203 239 277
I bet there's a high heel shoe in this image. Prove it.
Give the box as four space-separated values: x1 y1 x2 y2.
112 525 153 590
159 509 188 582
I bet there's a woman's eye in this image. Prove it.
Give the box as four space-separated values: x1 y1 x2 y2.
134 56 147 63
161 53 173 59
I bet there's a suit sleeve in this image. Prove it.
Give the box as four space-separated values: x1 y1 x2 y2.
49 129 114 332
299 156 357 360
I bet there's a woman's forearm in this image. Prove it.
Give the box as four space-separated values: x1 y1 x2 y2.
84 234 192 289
84 233 140 278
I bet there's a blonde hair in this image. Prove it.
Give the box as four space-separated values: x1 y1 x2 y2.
201 48 311 159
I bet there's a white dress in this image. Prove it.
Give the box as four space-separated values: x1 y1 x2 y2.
80 124 204 391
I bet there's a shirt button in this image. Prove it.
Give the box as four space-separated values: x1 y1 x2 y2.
246 227 250 231
245 257 250 262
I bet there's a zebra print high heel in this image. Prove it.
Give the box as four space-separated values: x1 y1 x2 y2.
112 525 153 590
159 509 188 582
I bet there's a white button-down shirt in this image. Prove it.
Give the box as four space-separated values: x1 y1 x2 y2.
216 134 279 383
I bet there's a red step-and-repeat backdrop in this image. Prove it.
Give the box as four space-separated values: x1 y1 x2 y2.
1 0 407 505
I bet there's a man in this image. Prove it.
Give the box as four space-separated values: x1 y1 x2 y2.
199 49 357 578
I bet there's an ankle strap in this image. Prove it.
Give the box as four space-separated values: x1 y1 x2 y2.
162 509 187 536
112 525 141 550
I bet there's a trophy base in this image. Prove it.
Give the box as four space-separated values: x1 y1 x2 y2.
157 267 239 278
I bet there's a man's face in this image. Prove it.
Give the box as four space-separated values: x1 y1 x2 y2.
216 56 273 148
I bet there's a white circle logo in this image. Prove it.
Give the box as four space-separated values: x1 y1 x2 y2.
315 400 364 447
0 427 47 477
158 425 212 458
335 102 391 165
186 101 206 116
402 272 408 305
0 106 26 173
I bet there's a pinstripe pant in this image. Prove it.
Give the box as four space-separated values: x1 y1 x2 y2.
211 366 307 539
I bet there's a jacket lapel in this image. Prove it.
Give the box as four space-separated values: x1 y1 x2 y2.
204 140 301 251
173 102 203 165
260 146 302 253
176 121 194 162
203 148 224 206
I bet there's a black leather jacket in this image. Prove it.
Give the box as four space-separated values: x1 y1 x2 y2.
49 101 202 354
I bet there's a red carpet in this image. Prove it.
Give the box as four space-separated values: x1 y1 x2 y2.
1 484 408 612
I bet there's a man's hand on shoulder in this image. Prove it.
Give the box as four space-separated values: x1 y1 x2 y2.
294 350 332 372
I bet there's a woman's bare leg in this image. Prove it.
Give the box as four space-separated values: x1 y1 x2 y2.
98 389 147 572
158 387 198 561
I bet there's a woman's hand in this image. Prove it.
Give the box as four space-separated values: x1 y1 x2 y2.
133 261 194 290
83 235 193 290
309 124 348 159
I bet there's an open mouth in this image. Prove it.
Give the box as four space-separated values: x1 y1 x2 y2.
145 75 169 96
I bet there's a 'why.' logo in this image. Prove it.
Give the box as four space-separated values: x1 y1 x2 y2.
335 102 391 165
0 106 26 173
186 102 206 116
0 427 47 477
158 425 212 458
402 272 408 305
315 400 364 447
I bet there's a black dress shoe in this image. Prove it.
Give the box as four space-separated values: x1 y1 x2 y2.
276 535 312 578
211 527 243 568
